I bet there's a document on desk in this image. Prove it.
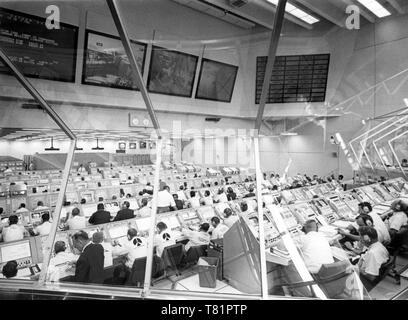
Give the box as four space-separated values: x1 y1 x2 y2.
331 220 352 229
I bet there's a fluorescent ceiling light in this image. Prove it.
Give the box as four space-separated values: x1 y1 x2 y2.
266 0 320 24
356 0 391 18
280 132 298 136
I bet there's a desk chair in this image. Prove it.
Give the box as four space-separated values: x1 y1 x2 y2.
161 243 185 276
184 244 208 265
126 256 166 287
359 256 397 292
280 260 355 299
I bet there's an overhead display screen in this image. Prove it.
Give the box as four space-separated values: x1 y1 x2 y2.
0 7 78 82
195 58 238 103
147 46 198 97
256 54 330 104
82 30 146 90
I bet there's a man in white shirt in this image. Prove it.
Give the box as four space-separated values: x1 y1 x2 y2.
299 220 334 274
210 217 229 240
201 190 214 206
33 213 52 236
181 222 211 252
154 222 176 257
214 188 228 203
188 191 201 209
47 241 79 282
2 215 25 242
137 198 151 217
113 228 148 268
15 203 29 214
357 226 389 288
157 186 176 213
223 208 239 228
34 201 49 211
67 207 87 230
177 186 188 202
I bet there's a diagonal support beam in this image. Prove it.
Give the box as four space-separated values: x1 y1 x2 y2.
255 0 287 132
106 0 162 138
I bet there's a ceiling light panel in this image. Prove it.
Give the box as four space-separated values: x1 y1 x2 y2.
266 0 320 24
356 0 391 18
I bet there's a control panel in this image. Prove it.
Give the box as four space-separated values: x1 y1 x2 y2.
360 186 384 205
341 192 360 214
177 209 202 230
288 203 318 225
311 198 339 224
196 206 217 223
327 195 353 219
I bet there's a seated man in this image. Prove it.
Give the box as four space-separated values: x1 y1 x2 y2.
188 191 201 209
137 198 151 217
67 207 87 230
172 194 184 211
226 187 237 201
2 261 18 279
88 203 111 225
15 203 29 214
200 190 214 206
1 215 25 242
177 186 188 202
154 222 176 257
244 187 256 198
34 201 48 211
47 241 79 282
214 188 228 203
299 220 334 274
210 216 229 240
32 213 52 236
181 222 211 252
113 228 148 269
357 226 389 289
386 200 408 240
114 201 135 221
223 208 239 228
359 202 390 245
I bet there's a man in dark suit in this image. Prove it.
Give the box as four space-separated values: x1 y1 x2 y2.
72 230 105 284
88 203 111 225
114 201 135 221
172 194 184 210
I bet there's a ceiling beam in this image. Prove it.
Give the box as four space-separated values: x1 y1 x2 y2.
295 0 346 27
384 0 404 14
342 0 376 23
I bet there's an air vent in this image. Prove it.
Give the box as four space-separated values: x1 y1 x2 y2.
229 0 248 8
205 117 221 122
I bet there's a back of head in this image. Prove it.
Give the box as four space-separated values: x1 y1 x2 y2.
304 220 318 233
2 260 18 278
123 201 130 209
240 202 248 212
358 201 372 213
227 187 233 194
179 185 184 191
72 207 80 216
173 194 178 200
92 231 104 244
80 198 86 204
8 215 18 225
200 223 210 233
20 203 26 209
157 221 167 232
54 241 66 254
73 230 89 242
204 190 210 197
37 201 43 207
358 226 378 243
356 213 373 226
97 203 105 211
248 187 254 193
224 208 232 217
42 213 50 222
141 197 148 206
190 190 196 197
210 216 220 225
127 228 138 239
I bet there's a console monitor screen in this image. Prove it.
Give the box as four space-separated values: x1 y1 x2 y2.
216 203 230 215
109 224 129 239
135 217 151 232
160 216 180 230
1 241 31 263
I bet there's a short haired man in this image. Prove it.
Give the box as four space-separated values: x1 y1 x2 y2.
72 230 105 284
153 222 176 257
47 241 79 282
2 215 25 242
15 203 29 214
177 185 188 202
2 260 18 278
214 188 228 203
223 208 239 228
182 222 211 252
188 190 201 208
35 201 48 211
386 200 408 239
210 217 228 240
172 194 184 210
201 190 214 206
88 203 111 225
67 207 86 230
137 198 151 217
357 226 389 289
114 201 135 221
33 213 52 236
157 185 176 213
299 220 334 274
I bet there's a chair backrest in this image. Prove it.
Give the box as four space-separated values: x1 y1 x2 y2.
128 257 147 286
315 260 352 298
162 243 185 268
185 244 208 264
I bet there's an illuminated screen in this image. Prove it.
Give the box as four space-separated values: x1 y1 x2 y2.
263 194 275 204
82 204 97 218
109 225 128 239
1 241 31 262
135 217 151 232
160 216 180 229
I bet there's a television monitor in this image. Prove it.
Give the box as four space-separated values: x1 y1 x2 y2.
0 240 31 263
0 7 78 82
159 215 180 230
195 58 238 103
108 224 129 239
135 217 151 232
197 206 216 222
82 30 146 90
147 46 198 97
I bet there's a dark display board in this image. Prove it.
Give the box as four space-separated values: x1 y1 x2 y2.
255 54 330 104
0 7 78 82
139 141 147 149
195 58 238 103
82 30 146 90
147 46 198 97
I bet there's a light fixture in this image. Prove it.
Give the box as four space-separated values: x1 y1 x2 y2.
44 138 60 151
356 0 391 18
266 0 320 24
280 132 298 136
91 138 104 150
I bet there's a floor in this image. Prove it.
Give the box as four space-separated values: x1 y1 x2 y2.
369 255 408 300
